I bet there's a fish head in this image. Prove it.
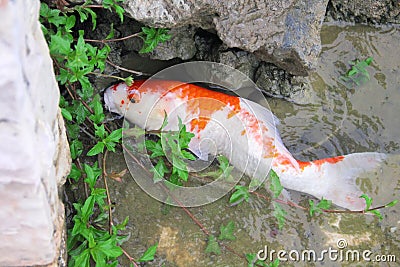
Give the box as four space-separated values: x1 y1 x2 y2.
104 81 167 129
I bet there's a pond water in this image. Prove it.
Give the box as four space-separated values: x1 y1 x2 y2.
106 23 400 266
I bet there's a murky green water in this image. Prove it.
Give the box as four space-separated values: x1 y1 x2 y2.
106 24 400 266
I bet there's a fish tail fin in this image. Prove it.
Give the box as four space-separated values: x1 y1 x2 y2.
291 152 386 210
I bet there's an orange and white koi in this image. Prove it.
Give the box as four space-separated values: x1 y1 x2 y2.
104 80 385 210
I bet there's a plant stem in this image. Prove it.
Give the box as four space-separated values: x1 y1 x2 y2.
100 150 114 233
106 59 149 76
121 248 139 267
88 71 126 82
84 32 141 44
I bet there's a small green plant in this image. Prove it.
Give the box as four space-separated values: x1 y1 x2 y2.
205 235 222 255
245 253 280 267
229 185 251 204
205 221 236 255
145 116 196 185
359 194 397 220
341 57 373 86
309 198 332 217
40 0 165 265
139 26 172 54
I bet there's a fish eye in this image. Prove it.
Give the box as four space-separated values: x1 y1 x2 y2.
130 98 135 104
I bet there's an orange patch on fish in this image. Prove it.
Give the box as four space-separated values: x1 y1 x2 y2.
190 117 210 133
125 80 274 150
297 155 345 170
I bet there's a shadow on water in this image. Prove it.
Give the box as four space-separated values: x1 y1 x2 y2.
106 23 400 266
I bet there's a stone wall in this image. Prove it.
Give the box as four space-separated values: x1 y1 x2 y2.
327 0 400 23
0 0 71 266
123 0 329 76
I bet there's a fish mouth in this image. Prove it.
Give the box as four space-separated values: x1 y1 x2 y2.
104 88 119 114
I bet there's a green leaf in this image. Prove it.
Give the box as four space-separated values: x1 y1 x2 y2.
107 128 123 143
94 124 107 139
106 23 115 39
160 112 168 130
245 253 271 267
181 150 196 160
104 140 117 152
81 196 95 222
39 3 50 18
385 199 398 208
309 199 318 217
66 122 80 140
218 155 234 179
150 159 169 183
91 188 107 208
86 8 98 30
87 142 105 156
68 163 82 182
365 57 373 65
138 243 158 262
65 15 76 31
73 248 90 267
139 27 171 54
72 100 90 124
70 139 83 160
205 235 221 255
83 163 101 189
115 216 129 231
218 221 236 241
269 170 283 198
360 194 373 210
269 259 280 267
146 140 165 158
368 210 383 220
50 32 72 55
61 108 73 121
115 5 125 22
317 198 332 210
175 166 189 182
124 76 134 86
95 236 123 258
348 68 358 77
273 202 286 230
88 232 96 248
229 185 250 204
89 98 105 124
169 173 182 186
246 253 257 267
76 7 87 23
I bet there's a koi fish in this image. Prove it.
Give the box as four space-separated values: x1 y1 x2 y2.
104 80 385 210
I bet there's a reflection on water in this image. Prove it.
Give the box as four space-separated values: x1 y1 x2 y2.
107 23 400 266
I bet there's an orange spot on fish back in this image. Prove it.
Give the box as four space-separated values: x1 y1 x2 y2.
126 80 276 153
297 160 311 170
129 80 241 132
297 155 345 170
190 117 210 133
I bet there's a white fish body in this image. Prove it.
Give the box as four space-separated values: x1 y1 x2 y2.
105 80 385 210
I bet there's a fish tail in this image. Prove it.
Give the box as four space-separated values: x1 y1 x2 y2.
281 152 386 210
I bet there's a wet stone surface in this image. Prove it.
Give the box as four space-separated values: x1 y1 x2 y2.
102 23 400 266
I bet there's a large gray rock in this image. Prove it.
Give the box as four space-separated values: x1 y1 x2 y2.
123 0 329 76
0 0 70 266
327 0 400 24
122 25 197 61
